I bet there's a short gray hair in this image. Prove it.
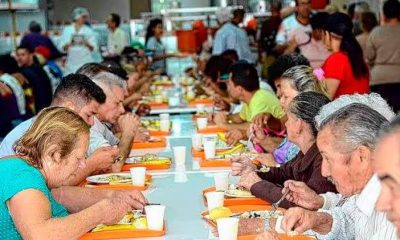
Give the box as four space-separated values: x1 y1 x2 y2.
378 115 400 141
315 93 395 129
319 103 388 153
91 71 127 91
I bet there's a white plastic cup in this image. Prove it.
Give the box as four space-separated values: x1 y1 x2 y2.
155 95 163 103
173 146 186 166
205 191 224 211
129 167 146 186
214 173 230 191
159 119 170 132
192 133 203 150
196 104 205 113
159 113 170 120
217 217 239 240
145 205 165 231
203 140 216 159
169 96 180 106
197 117 208 130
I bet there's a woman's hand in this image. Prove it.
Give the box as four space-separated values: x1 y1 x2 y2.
255 153 277 167
255 231 280 240
231 156 257 176
111 190 147 210
99 197 134 225
253 113 270 128
238 171 262 190
253 125 267 144
226 129 246 145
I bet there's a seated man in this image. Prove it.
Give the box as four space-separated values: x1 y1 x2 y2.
80 69 141 172
279 94 397 239
16 45 53 113
374 115 400 236
0 74 119 185
211 61 284 145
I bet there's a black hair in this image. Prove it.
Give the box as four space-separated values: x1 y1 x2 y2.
145 18 163 45
383 0 400 20
29 21 42 33
360 12 378 32
204 55 232 91
289 91 331 137
267 53 310 91
233 8 245 18
310 12 329 30
221 49 239 63
0 54 20 74
324 12 369 78
53 74 106 106
110 13 121 27
16 45 34 53
101 61 128 80
229 60 259 92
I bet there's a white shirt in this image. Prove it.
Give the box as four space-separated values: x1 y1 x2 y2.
0 118 34 157
88 117 119 155
212 22 255 63
107 27 129 55
58 24 100 74
275 14 311 45
0 73 25 115
313 175 397 240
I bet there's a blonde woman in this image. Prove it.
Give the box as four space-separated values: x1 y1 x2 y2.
0 107 146 239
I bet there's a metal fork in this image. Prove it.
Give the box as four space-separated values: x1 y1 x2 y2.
271 191 289 213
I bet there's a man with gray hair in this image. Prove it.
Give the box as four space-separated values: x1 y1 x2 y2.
78 66 142 173
277 93 396 239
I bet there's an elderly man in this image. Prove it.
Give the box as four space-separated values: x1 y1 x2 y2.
374 115 400 236
77 67 142 172
0 74 120 185
278 94 397 239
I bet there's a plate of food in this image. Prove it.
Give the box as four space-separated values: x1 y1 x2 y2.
86 173 131 184
91 212 148 232
125 154 171 165
224 185 255 198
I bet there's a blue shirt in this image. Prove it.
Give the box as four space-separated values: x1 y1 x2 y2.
0 118 33 157
0 158 69 240
212 22 255 63
146 36 167 72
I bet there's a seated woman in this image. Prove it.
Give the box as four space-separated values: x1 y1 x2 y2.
0 107 146 239
232 92 337 208
252 65 327 166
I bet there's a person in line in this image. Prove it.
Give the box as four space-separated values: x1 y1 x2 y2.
232 92 337 208
366 0 400 112
322 12 370 99
59 7 101 74
106 13 129 56
212 8 255 63
275 0 312 54
16 46 53 113
20 21 61 59
0 107 147 239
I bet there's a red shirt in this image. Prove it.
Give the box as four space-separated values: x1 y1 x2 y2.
322 51 370 99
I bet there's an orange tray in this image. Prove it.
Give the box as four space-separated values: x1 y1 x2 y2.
198 126 227 134
80 224 166 240
189 99 214 106
202 187 270 206
199 158 231 168
80 175 152 191
122 162 171 171
192 148 230 158
132 137 166 149
147 102 169 108
239 234 314 240
148 130 171 136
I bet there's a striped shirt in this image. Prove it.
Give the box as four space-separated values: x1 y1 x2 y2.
312 175 397 240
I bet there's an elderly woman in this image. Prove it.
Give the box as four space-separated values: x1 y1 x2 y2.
279 94 397 240
233 91 336 209
0 107 146 239
253 65 327 165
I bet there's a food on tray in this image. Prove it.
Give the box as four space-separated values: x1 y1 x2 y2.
236 210 283 219
98 174 131 184
127 154 171 165
209 207 232 221
141 119 170 131
91 213 148 232
225 184 254 197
